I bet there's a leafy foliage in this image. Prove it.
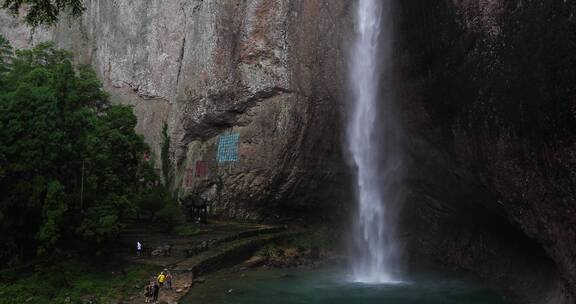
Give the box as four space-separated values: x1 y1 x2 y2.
2 0 85 27
0 39 153 265
174 223 202 237
136 186 171 220
0 259 157 304
160 121 174 190
0 36 13 78
155 201 186 231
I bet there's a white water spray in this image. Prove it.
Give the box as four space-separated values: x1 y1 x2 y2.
347 0 403 283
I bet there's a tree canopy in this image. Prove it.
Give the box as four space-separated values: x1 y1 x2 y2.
0 39 157 266
2 0 84 27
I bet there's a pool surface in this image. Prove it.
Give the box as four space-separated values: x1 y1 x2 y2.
182 267 506 304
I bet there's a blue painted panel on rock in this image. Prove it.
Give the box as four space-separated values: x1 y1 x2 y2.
217 133 240 163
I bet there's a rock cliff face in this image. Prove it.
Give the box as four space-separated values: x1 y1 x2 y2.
396 1 576 302
0 0 354 220
2 0 576 302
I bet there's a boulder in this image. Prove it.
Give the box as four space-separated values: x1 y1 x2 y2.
193 277 206 284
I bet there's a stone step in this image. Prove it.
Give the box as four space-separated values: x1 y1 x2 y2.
125 229 303 304
171 230 303 274
120 225 288 264
180 226 287 258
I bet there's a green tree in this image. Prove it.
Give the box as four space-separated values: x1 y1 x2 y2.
0 39 150 265
2 0 84 27
160 121 174 189
0 36 12 76
37 181 67 255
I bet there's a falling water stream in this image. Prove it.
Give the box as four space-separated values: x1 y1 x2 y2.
182 1 506 302
347 0 402 283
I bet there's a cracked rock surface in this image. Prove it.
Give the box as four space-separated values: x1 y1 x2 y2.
0 0 353 220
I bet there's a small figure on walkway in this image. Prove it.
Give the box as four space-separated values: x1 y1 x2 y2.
165 270 173 290
137 241 142 256
144 282 153 303
157 271 166 288
152 281 160 303
163 244 172 257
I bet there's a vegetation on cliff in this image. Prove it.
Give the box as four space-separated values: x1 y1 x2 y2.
2 0 84 27
0 259 155 304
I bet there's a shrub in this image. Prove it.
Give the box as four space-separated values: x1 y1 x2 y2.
155 202 185 231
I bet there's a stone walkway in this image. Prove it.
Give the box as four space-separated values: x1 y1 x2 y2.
118 221 300 304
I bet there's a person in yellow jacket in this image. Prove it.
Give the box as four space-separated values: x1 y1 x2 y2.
157 271 166 288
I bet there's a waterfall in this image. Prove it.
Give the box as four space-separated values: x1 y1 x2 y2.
347 0 403 283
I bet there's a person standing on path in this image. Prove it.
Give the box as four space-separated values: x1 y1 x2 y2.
137 241 142 257
152 281 160 303
157 271 166 288
165 271 173 290
144 282 153 303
